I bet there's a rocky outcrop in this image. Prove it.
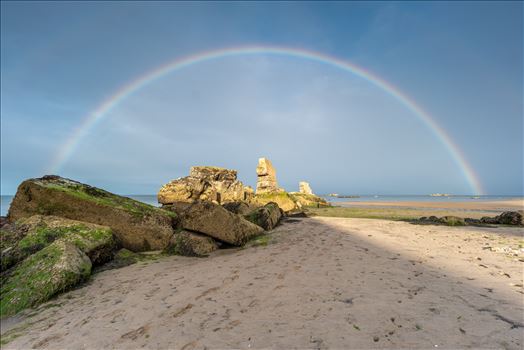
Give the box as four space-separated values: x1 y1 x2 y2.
481 211 523 226
415 211 523 226
158 166 254 205
289 192 329 208
1 215 116 271
299 181 313 195
222 201 259 215
256 158 282 194
253 192 298 212
8 176 176 252
180 201 264 246
165 230 218 257
1 240 91 317
244 202 283 230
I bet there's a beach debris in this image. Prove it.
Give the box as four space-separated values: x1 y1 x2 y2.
158 166 254 205
8 175 176 252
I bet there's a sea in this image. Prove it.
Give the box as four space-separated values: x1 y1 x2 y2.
1 194 522 217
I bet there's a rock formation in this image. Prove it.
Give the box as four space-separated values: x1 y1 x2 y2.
299 181 313 195
1 215 116 271
177 201 264 246
166 230 218 257
244 202 283 231
256 158 282 194
8 175 176 252
158 166 253 205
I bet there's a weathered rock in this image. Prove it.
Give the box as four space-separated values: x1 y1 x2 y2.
8 176 176 252
181 201 264 246
495 211 523 225
1 215 116 271
253 192 299 212
289 192 329 208
256 158 282 194
299 181 313 195
158 166 253 205
222 201 259 215
481 211 523 226
165 230 218 257
244 202 283 230
0 240 91 317
439 216 466 226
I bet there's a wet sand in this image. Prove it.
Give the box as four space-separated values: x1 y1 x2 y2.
2 217 523 349
338 198 524 212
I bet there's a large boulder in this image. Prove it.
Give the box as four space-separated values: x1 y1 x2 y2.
8 176 176 252
256 158 282 194
222 201 260 215
1 240 91 317
180 201 264 246
158 166 253 205
253 192 298 212
165 230 218 257
244 202 283 230
1 215 116 271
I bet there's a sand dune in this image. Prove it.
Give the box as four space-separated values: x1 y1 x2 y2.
2 217 523 349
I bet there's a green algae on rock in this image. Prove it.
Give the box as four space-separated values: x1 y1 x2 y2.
8 176 176 252
252 191 298 212
0 240 91 318
1 215 116 271
165 230 218 257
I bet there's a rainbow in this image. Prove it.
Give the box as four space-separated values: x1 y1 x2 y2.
47 45 484 195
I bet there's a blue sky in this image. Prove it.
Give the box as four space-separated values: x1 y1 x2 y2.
1 1 522 195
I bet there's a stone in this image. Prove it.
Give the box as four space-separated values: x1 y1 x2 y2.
165 230 218 257
180 201 264 246
299 181 313 195
158 166 253 205
8 176 176 252
256 158 282 194
244 202 283 230
481 211 523 225
1 215 116 271
222 201 259 215
0 240 91 317
289 192 329 208
253 192 299 213
495 211 523 225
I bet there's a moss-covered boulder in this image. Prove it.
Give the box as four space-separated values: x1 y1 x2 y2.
289 192 329 208
165 230 218 257
1 215 116 271
1 240 91 317
252 192 298 212
8 176 176 252
181 201 264 246
244 202 283 230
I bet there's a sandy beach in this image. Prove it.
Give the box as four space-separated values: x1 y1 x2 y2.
338 198 524 212
2 216 523 349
